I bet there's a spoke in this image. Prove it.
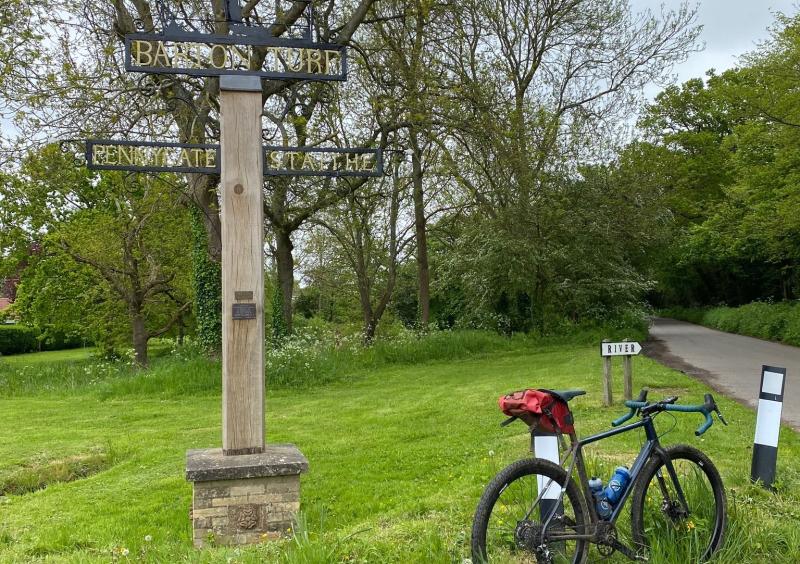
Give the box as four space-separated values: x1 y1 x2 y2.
640 458 719 561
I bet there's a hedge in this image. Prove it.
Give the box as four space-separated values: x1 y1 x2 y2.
0 325 85 356
0 325 39 355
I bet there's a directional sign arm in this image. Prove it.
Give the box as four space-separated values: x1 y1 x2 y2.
600 341 643 357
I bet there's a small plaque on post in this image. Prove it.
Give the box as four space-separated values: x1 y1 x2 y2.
232 303 257 320
235 291 254 301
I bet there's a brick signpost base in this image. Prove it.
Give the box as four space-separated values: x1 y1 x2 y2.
186 445 308 547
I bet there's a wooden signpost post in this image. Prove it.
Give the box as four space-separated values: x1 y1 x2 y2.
78 1 383 548
219 75 265 456
600 339 642 406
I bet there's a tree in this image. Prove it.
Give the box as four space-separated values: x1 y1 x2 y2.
1 0 381 347
316 156 414 340
624 12 800 306
5 146 192 366
363 0 452 327
430 0 699 329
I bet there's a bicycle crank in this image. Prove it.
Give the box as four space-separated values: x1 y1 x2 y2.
595 522 647 561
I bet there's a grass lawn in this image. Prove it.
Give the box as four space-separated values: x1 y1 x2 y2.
0 347 96 366
0 339 799 562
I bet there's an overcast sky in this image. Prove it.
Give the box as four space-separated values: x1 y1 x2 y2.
631 0 797 93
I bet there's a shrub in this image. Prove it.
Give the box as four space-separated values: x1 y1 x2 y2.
0 325 38 355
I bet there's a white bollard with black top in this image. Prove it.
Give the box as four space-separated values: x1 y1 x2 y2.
532 429 562 518
751 365 786 489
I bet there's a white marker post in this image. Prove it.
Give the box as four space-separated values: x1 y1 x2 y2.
600 339 642 406
751 365 786 489
533 430 562 519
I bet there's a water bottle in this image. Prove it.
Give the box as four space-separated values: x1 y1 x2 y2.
588 477 603 498
596 497 613 520
603 466 631 506
589 477 612 520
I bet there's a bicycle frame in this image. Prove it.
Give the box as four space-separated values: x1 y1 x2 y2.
536 415 690 545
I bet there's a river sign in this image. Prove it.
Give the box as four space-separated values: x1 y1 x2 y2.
600 341 642 357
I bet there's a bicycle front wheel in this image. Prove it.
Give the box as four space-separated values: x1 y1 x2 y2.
471 458 588 564
631 444 726 562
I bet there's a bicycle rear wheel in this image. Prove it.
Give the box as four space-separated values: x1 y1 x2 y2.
471 458 588 563
631 444 726 562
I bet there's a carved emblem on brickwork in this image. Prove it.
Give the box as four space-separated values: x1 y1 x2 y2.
233 505 259 530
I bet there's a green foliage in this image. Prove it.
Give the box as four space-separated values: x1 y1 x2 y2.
0 324 83 356
3 147 194 365
664 301 800 346
190 206 221 355
0 324 37 355
434 165 661 332
633 13 800 308
13 250 122 351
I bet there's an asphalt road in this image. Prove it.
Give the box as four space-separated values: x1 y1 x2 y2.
647 317 800 430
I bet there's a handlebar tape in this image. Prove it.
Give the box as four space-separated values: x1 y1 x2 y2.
611 401 715 435
695 412 714 436
611 411 634 427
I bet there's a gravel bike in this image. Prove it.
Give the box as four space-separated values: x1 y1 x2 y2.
471 388 728 563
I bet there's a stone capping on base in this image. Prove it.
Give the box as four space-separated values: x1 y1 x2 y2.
186 444 309 482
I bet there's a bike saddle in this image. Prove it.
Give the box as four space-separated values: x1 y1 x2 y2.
539 389 587 403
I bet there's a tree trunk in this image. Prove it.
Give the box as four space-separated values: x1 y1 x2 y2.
177 314 185 346
188 173 222 262
275 227 295 333
410 131 430 328
361 299 376 343
364 316 377 342
131 309 149 367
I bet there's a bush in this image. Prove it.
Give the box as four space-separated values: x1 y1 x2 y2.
0 324 85 355
0 324 38 355
40 330 85 351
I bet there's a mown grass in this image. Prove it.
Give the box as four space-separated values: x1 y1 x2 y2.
662 302 800 346
0 330 798 562
0 347 95 366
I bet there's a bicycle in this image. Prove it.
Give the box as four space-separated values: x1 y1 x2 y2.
471 388 728 563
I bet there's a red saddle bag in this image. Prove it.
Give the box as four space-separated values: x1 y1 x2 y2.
498 389 575 434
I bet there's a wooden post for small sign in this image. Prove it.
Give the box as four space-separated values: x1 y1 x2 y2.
623 338 633 401
602 338 613 407
600 339 641 406
220 75 265 455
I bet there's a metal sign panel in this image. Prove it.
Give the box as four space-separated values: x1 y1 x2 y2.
86 139 220 174
85 140 383 178
264 146 383 177
124 34 347 81
232 303 257 320
600 341 642 357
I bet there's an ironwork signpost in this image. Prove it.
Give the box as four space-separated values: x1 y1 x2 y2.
86 140 220 174
76 0 383 548
123 0 347 80
86 141 383 178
